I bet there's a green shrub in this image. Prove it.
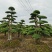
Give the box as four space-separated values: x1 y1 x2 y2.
32 34 41 39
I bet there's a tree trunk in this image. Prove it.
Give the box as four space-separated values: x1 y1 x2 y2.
8 18 12 40
35 17 38 27
18 32 20 38
4 32 6 36
8 33 12 40
39 18 41 28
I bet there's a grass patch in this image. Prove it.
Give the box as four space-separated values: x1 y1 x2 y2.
4 40 20 48
0 39 20 49
35 44 51 52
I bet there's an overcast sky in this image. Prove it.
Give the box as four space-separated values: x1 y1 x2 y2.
0 0 52 25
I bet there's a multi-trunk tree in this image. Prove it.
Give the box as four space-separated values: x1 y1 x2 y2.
29 10 48 43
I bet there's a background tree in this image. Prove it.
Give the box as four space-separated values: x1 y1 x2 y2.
16 19 25 38
0 20 8 36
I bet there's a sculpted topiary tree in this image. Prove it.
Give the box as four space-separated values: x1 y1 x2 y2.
3 6 17 40
16 19 25 38
19 19 25 27
30 10 40 27
29 10 49 44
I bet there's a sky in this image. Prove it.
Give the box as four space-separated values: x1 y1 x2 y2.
0 0 52 25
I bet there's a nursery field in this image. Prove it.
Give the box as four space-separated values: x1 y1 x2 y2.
0 6 52 52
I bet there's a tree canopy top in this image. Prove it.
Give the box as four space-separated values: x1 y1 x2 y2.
21 19 25 22
33 10 40 14
8 6 15 10
30 10 40 17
